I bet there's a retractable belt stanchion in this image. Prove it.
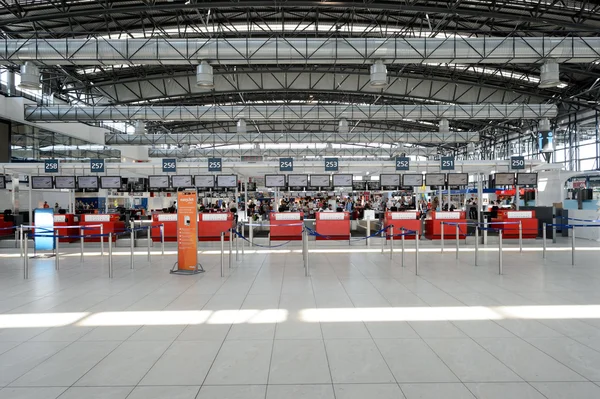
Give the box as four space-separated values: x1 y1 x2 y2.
80 227 84 260
571 226 576 266
249 223 253 247
108 232 114 278
483 216 488 245
160 224 165 256
54 229 60 271
366 221 370 247
455 224 459 260
552 216 557 244
220 232 225 277
130 221 134 270
229 229 233 269
498 229 503 275
100 224 104 256
241 224 245 256
542 222 547 259
19 225 23 258
147 226 151 262
305 229 310 277
401 228 405 267
415 233 420 276
519 221 523 253
474 225 479 266
441 222 445 252
235 226 239 261
389 226 394 260
23 231 29 279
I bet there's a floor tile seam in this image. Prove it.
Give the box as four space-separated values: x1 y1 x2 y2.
265 251 288 389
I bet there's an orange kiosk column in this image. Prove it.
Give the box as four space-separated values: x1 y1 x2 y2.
171 191 204 275
151 213 177 242
315 212 351 240
384 211 421 239
270 212 304 241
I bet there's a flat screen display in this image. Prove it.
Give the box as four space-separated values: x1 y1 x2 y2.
194 175 215 188
149 175 170 189
352 181 367 190
172 175 194 188
447 173 468 186
425 173 446 186
31 176 54 189
380 174 400 187
100 176 122 189
265 175 286 187
517 173 538 186
310 175 330 187
367 180 381 190
333 174 353 187
495 173 515 186
78 176 98 189
0 176 5 189
217 175 237 188
403 174 423 186
288 174 308 187
54 176 76 189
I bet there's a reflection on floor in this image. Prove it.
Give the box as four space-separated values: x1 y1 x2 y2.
1 238 600 398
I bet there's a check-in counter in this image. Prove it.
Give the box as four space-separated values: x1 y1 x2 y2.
492 210 538 238
151 213 177 242
270 212 304 241
53 214 79 243
0 215 14 237
425 211 467 240
78 214 125 242
198 212 234 241
315 212 351 240
384 211 421 239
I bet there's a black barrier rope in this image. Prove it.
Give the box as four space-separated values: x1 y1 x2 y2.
230 228 294 248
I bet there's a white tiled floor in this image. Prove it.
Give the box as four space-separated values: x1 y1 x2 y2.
1 237 600 398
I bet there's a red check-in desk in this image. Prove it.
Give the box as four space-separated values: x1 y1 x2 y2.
425 211 467 240
151 213 177 242
315 212 351 240
492 210 538 238
270 212 304 241
53 214 79 243
79 214 125 242
0 215 14 237
385 211 421 239
198 212 233 241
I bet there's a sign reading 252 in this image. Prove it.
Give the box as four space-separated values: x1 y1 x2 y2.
162 158 177 173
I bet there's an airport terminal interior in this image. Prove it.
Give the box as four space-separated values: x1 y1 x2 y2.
2 1 600 398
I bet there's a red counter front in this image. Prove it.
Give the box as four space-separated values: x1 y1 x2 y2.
79 214 125 242
0 215 14 237
270 212 304 241
384 211 421 240
198 212 233 241
492 210 538 238
151 213 178 242
425 211 467 240
315 212 350 240
53 214 79 243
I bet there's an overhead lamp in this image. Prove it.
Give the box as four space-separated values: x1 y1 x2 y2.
181 144 190 155
538 118 551 132
369 60 388 87
196 61 214 87
439 118 449 133
236 119 247 134
539 59 561 88
19 62 41 90
338 118 349 133
134 121 146 135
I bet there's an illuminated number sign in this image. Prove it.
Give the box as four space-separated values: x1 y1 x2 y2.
162 158 177 173
395 157 410 171
208 157 222 172
440 156 455 171
510 156 525 170
90 159 105 173
44 159 59 173
279 157 294 172
324 158 339 172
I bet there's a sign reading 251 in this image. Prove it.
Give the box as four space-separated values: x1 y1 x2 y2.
44 159 59 173
324 157 339 172
440 156 455 171
208 157 222 172
279 157 293 172
162 158 177 173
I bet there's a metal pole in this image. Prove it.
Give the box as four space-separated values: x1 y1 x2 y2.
249 221 253 247
483 216 488 245
441 221 445 253
366 221 370 247
229 229 233 269
381 227 385 254
571 226 576 266
474 224 479 266
80 227 84 261
19 225 23 258
455 224 459 260
305 229 310 277
401 227 405 267
542 222 547 259
108 232 113 278
147 226 151 262
415 232 420 276
240 224 244 255
552 216 557 244
498 229 503 275
518 221 523 253
100 224 104 256
220 232 225 277
55 229 59 271
160 224 165 256
23 230 29 279
130 221 134 269
235 225 239 261
389 226 394 260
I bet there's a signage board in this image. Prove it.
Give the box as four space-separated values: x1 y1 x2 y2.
208 158 222 172
324 158 339 172
90 159 105 173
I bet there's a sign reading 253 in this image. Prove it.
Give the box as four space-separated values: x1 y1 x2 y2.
324 158 339 172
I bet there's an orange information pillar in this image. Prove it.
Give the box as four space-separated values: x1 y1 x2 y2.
170 191 204 275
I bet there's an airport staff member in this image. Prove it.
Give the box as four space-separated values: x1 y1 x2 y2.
43 201 50 209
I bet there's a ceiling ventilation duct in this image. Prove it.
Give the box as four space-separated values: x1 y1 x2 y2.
19 62 41 90
196 61 214 87
539 59 561 88
370 60 388 87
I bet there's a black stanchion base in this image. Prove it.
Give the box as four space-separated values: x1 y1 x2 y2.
169 262 205 275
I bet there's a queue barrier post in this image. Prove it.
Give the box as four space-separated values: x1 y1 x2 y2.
19 225 23 258
483 216 488 245
441 222 445 253
305 229 310 277
455 224 459 260
241 224 245 256
571 226 576 267
147 226 151 262
366 221 370 247
389 226 394 260
381 227 385 254
249 222 253 247
519 221 523 253
55 229 60 271
130 221 135 270
552 216 557 244
542 222 547 259
498 229 503 275
108 232 114 278
474 224 479 266
415 232 420 276
100 224 104 256
80 227 84 261
160 224 165 256
220 232 225 277
235 226 239 261
401 228 405 267
23 230 29 279
229 229 233 269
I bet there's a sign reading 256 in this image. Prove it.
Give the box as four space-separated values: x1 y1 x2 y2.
162 158 177 173
208 157 222 172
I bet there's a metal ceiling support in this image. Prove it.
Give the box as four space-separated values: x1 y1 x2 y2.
105 131 480 145
148 147 438 158
11 148 121 159
25 104 557 122
3 37 600 64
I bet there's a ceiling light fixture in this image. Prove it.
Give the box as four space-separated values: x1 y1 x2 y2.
539 59 561 88
369 60 388 87
196 61 214 87
19 62 41 90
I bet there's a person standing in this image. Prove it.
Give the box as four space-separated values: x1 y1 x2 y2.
43 201 50 209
